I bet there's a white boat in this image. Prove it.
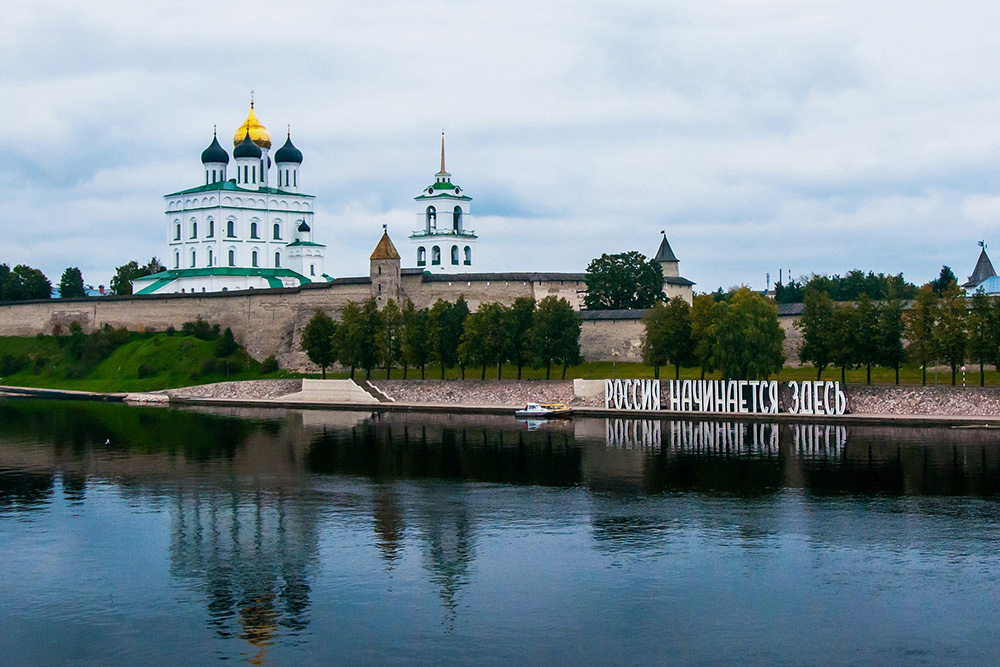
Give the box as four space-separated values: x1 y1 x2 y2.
514 402 572 419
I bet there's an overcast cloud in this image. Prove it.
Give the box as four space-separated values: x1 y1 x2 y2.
3 0 1000 292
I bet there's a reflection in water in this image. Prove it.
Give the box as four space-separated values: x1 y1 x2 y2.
6 399 1000 664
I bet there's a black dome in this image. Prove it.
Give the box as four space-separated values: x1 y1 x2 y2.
274 134 303 164
233 130 262 159
297 220 311 232
201 134 229 164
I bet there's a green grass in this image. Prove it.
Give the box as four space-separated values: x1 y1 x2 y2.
0 333 292 392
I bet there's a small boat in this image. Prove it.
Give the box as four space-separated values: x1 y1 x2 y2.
514 402 572 419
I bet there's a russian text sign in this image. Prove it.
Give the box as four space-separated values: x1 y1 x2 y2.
604 379 846 415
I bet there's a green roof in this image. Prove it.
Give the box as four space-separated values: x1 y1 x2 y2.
132 267 311 290
285 240 326 247
165 181 314 198
414 193 473 201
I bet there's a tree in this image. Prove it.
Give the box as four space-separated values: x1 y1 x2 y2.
214 327 238 357
797 288 837 380
689 294 718 379
877 292 906 385
831 302 857 384
506 297 535 380
935 282 967 385
358 298 383 380
712 288 785 380
583 251 664 310
643 297 692 379
301 310 337 378
932 266 958 295
110 257 164 296
905 285 938 385
401 301 430 379
336 302 364 379
459 302 509 379
450 297 470 379
0 264 9 300
2 265 52 301
376 299 403 379
967 289 994 386
852 294 880 385
530 296 581 379
58 267 86 298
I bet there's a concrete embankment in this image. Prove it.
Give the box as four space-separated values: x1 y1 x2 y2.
5 380 1000 427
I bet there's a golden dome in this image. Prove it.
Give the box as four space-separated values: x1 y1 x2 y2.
233 102 271 149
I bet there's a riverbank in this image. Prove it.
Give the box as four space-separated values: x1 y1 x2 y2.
4 379 1000 427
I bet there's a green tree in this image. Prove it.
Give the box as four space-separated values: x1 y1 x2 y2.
689 294 718 379
0 264 9 300
459 302 509 379
529 296 581 379
214 327 238 358
583 251 664 310
401 301 430 379
643 297 693 379
712 288 785 380
935 282 967 385
506 297 536 380
905 285 938 385
358 298 383 380
797 288 837 380
58 267 86 298
427 300 457 379
967 289 994 386
877 292 906 385
852 294 880 385
932 265 958 295
301 309 337 378
450 297 470 379
2 265 52 301
376 299 403 379
110 257 164 296
336 302 364 379
831 302 857 384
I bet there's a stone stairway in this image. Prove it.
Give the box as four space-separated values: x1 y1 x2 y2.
281 379 380 404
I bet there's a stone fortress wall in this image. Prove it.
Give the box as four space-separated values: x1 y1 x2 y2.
0 275 803 371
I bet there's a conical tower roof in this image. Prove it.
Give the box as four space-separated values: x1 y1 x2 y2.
964 247 997 288
654 233 678 262
370 230 400 260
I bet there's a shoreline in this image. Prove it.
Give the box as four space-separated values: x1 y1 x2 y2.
4 383 1000 428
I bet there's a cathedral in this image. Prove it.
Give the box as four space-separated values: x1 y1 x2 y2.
133 102 328 295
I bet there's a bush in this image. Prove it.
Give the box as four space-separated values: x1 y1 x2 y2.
215 327 238 357
33 356 48 374
182 317 219 341
137 364 156 379
200 358 219 376
64 364 88 379
165 326 176 336
0 354 27 376
261 355 279 374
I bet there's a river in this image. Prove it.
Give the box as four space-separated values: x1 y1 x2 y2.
2 398 999 665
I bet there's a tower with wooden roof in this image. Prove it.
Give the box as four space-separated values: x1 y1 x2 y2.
654 231 695 304
370 226 402 306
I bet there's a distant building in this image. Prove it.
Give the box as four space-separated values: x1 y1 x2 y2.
654 232 695 304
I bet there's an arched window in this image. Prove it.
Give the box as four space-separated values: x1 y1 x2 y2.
453 206 462 232
207 249 213 267
451 245 459 265
273 223 281 240
274 251 281 268
227 220 235 238
251 165 256 183
417 247 426 266
310 264 316 276
191 221 197 239
293 171 297 187
464 246 472 265
252 250 258 268
174 223 181 241
426 206 436 232
250 222 258 239
431 246 441 265
208 220 215 238
190 249 196 267
277 171 282 187
228 249 235 267
174 251 179 269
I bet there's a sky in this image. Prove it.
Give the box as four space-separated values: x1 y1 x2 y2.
3 0 1000 292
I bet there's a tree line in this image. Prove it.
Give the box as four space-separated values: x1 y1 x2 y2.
301 295 581 380
798 278 999 386
642 288 786 381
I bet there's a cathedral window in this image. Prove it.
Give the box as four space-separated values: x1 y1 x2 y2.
228 249 235 267
274 252 281 268
451 245 459 265
207 249 213 267
273 223 281 240
252 250 259 267
293 171 296 187
250 222 259 239
431 246 441 265
417 247 426 266
174 251 179 269
174 224 181 241
191 222 197 239
310 264 315 276
252 165 256 182
208 220 214 238
464 246 472 265
190 249 196 267
454 206 462 232
227 220 235 238
278 171 282 187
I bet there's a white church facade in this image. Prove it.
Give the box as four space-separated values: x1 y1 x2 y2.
133 103 328 295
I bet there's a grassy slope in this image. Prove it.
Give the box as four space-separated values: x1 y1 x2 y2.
0 333 286 392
